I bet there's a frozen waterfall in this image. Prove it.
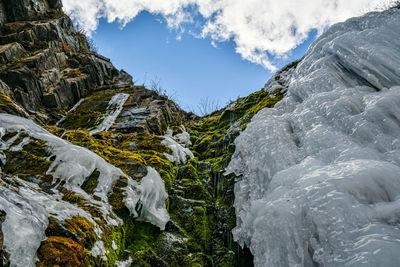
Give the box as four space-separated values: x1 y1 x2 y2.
227 8 400 267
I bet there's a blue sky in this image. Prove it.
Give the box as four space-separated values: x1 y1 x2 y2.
91 12 316 113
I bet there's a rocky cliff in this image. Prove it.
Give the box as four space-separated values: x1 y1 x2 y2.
0 0 287 266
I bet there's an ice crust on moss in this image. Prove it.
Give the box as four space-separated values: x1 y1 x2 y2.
0 114 125 200
124 167 170 230
0 180 48 267
227 9 400 267
0 114 170 265
116 256 132 267
91 240 108 261
90 93 129 134
0 177 104 267
162 126 194 164
56 98 84 126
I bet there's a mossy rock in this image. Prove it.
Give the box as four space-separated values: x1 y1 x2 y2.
81 169 100 195
184 252 213 267
37 236 92 267
64 216 97 249
108 177 129 214
0 94 26 116
60 92 116 130
1 135 53 182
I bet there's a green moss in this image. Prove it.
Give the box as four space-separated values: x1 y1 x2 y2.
192 206 211 250
60 92 115 130
63 131 145 174
62 190 86 205
107 177 129 213
64 216 97 249
62 131 176 187
102 225 125 265
0 94 26 116
126 221 161 253
184 253 213 267
81 169 100 194
2 135 52 180
182 159 198 179
7 57 21 67
130 249 155 267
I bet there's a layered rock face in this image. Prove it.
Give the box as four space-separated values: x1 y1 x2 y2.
0 0 277 266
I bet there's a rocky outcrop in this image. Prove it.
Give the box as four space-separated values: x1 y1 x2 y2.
0 0 118 120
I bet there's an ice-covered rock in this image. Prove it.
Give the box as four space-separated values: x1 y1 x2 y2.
0 176 106 267
0 114 126 200
56 98 84 126
162 126 194 164
116 256 132 267
0 181 48 267
124 167 170 230
90 93 130 134
91 241 107 261
227 8 400 267
0 114 172 265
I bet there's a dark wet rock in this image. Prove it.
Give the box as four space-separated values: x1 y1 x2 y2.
0 210 10 267
117 69 133 87
116 107 151 132
47 0 62 9
0 42 26 63
42 92 59 108
2 0 49 22
0 66 44 110
123 162 148 179
0 16 79 52
22 49 67 74
0 2 6 30
0 79 11 96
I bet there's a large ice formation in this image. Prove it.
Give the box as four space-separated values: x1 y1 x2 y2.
227 9 400 267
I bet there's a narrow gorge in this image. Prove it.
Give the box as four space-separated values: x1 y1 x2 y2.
0 0 400 266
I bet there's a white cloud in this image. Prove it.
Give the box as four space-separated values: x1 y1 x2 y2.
63 0 393 71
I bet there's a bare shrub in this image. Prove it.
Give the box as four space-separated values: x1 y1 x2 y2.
197 97 222 116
